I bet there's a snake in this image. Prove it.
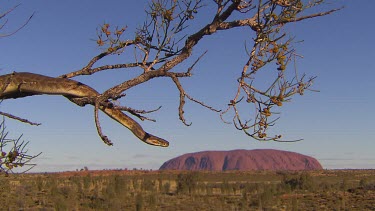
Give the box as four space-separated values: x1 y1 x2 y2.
0 72 169 147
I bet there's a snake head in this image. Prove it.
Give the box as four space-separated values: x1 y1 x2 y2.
146 135 169 147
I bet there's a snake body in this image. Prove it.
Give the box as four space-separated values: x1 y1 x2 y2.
0 72 169 147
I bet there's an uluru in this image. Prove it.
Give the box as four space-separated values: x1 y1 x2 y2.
159 149 322 171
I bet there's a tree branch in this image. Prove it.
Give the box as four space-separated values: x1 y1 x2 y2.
0 111 41 126
0 4 34 38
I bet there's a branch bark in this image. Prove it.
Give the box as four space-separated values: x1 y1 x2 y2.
1 0 341 144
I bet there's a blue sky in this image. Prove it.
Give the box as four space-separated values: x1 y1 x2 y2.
0 0 374 172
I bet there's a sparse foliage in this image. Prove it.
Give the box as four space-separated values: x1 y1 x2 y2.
0 119 40 174
1 1 341 145
58 0 340 143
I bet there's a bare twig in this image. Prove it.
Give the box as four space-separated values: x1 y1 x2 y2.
0 111 41 126
169 74 191 126
0 4 34 38
94 102 113 146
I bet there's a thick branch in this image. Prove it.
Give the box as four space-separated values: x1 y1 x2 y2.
158 0 242 72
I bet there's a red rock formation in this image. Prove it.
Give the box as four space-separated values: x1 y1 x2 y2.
159 149 322 171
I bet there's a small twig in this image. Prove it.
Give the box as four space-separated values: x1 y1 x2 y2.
0 111 41 126
187 50 207 74
113 105 161 122
109 93 127 101
94 102 113 146
59 40 136 78
278 7 343 24
186 94 221 112
0 5 34 38
0 4 21 19
169 74 191 126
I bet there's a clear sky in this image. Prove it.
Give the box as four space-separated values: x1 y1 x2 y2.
0 0 374 172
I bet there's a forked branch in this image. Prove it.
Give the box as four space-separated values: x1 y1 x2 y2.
2 0 341 145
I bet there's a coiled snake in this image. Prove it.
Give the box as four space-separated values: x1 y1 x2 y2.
0 72 169 147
